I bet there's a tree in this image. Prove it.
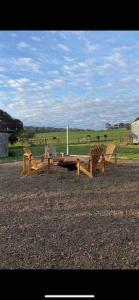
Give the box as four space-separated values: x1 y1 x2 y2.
119 123 125 128
0 110 23 131
19 130 35 139
0 109 23 144
105 123 111 130
125 123 131 130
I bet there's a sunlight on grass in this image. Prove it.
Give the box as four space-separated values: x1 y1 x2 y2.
0 128 139 163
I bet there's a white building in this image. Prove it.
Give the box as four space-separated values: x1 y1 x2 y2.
131 120 139 144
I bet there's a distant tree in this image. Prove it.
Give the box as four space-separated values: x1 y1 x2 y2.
125 123 131 130
0 109 23 144
19 130 35 140
113 124 119 129
119 122 125 128
9 133 18 144
105 123 112 130
0 110 23 131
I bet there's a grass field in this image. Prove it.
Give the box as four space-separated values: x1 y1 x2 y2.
34 128 128 143
1 128 139 163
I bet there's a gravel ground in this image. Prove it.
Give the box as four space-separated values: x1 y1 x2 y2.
0 160 139 269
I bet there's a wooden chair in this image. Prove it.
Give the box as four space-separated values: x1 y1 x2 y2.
103 143 117 166
22 147 51 176
76 145 105 178
44 144 63 165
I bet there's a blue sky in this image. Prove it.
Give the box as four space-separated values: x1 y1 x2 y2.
0 30 139 129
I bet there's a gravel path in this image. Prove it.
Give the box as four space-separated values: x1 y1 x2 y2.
0 160 139 269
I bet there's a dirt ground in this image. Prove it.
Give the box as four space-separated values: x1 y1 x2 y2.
0 159 139 269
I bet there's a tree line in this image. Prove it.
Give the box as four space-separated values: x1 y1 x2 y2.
105 122 131 130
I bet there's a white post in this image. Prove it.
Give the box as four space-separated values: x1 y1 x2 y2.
66 125 69 156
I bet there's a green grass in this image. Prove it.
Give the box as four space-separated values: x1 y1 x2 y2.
34 128 128 143
0 128 139 164
1 143 139 164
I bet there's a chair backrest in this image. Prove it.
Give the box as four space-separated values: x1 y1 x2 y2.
104 144 116 161
23 147 32 157
90 145 104 169
23 147 39 169
45 144 57 158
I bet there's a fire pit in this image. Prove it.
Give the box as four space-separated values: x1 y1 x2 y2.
57 160 77 171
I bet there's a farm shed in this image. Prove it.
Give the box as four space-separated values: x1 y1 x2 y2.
131 120 139 144
0 132 9 157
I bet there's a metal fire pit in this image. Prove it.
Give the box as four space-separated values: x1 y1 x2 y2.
57 160 77 171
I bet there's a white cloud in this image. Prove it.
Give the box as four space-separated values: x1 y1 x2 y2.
120 76 133 83
51 59 61 65
31 36 42 42
78 62 88 68
43 78 66 91
15 57 41 73
95 97 101 102
63 56 77 62
59 32 68 40
58 43 70 51
17 41 37 52
85 39 99 52
47 70 60 76
105 52 127 67
97 63 112 74
18 42 29 48
8 78 30 91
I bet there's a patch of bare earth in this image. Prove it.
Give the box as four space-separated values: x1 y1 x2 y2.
0 160 139 269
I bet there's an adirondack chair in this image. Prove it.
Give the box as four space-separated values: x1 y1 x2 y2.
103 143 117 166
44 144 64 165
22 147 51 176
76 145 105 178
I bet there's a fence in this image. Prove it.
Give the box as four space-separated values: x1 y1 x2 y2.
18 136 119 146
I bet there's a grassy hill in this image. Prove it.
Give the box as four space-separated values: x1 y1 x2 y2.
1 127 139 164
34 128 128 143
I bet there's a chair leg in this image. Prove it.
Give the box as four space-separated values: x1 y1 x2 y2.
77 159 80 176
47 157 50 173
23 155 26 174
115 153 117 166
101 155 106 175
89 159 93 176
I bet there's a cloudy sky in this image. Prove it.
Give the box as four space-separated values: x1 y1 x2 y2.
0 30 139 129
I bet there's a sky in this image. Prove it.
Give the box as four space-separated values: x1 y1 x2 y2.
0 30 139 129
